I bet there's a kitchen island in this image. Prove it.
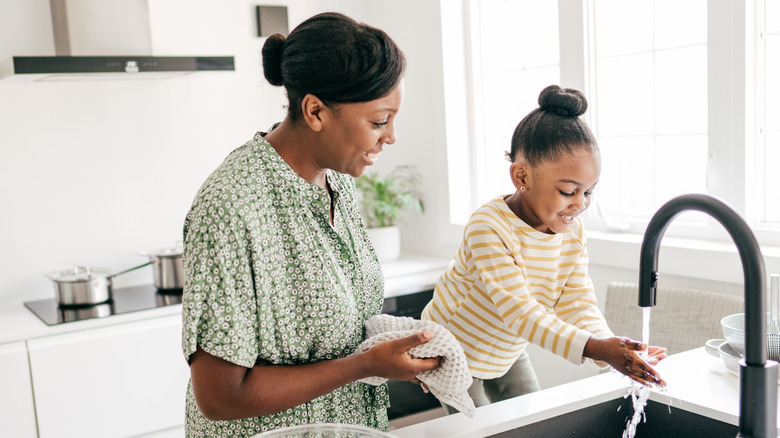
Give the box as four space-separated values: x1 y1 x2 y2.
393 347 770 437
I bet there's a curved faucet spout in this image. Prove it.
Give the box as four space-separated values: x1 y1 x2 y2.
637 193 776 438
639 195 766 364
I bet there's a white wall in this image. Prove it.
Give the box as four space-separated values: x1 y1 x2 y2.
0 0 372 304
359 1 460 258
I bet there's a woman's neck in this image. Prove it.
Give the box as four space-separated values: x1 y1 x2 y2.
264 119 328 188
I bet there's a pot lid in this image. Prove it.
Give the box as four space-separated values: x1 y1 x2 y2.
142 241 183 258
46 266 112 282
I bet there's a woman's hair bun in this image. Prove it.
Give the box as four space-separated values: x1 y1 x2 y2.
261 33 286 86
538 85 588 117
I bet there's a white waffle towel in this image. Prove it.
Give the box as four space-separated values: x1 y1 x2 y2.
355 314 476 418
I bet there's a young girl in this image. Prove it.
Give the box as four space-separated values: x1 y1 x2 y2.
421 85 666 410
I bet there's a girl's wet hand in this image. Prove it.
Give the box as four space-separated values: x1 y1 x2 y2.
646 345 668 365
585 337 666 388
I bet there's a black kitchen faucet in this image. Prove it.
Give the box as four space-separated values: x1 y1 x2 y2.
638 193 777 438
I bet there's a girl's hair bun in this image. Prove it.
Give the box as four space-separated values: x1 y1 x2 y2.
538 85 588 117
261 33 286 86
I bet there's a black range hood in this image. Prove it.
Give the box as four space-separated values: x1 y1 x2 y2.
1 0 235 80
9 56 235 75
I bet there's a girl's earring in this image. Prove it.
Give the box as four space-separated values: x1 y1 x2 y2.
520 186 526 192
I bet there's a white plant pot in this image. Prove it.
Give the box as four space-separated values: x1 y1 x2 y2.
367 225 401 262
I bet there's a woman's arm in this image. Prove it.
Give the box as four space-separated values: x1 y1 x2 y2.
189 331 441 421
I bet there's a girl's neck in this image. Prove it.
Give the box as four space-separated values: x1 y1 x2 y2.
504 192 551 234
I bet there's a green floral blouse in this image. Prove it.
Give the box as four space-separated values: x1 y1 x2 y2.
181 131 388 437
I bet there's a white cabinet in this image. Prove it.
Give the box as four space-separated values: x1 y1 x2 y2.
0 341 37 437
27 315 190 438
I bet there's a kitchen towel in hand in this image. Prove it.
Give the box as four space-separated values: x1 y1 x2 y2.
355 314 476 418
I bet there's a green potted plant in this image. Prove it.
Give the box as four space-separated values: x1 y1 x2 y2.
355 164 424 261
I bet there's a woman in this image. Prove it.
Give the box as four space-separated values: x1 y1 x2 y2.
181 12 440 437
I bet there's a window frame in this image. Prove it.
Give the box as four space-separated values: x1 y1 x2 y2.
441 0 780 248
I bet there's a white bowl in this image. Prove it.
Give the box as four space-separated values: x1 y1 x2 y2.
705 338 741 376
705 338 780 384
721 313 780 361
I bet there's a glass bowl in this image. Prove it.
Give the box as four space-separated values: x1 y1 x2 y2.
251 423 398 438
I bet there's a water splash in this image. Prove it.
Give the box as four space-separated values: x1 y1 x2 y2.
622 381 651 438
621 306 653 437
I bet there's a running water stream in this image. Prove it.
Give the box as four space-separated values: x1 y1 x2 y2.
621 307 653 438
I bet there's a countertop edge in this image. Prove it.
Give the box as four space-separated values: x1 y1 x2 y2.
392 348 753 437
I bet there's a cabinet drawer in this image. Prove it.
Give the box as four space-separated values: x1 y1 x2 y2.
28 316 190 438
0 341 37 437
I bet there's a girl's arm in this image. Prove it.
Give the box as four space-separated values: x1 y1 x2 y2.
189 331 441 421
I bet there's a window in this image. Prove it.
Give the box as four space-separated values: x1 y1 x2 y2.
760 0 780 225
471 0 560 203
593 0 707 220
448 0 780 246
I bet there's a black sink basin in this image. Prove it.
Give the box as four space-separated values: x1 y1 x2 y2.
487 396 738 437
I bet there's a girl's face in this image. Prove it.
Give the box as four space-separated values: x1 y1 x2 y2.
510 147 601 234
316 82 404 178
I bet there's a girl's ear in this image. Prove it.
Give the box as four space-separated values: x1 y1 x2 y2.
509 160 529 191
301 94 327 132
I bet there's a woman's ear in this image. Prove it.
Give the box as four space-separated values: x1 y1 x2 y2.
301 94 326 132
509 160 528 191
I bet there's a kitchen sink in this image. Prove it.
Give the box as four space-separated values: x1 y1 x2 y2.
486 396 738 437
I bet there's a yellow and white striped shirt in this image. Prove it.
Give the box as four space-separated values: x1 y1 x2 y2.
421 196 613 379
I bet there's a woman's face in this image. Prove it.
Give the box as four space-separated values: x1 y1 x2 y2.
513 148 601 234
317 82 404 178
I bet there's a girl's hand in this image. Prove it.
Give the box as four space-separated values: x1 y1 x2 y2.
361 330 442 383
584 337 667 387
646 345 668 365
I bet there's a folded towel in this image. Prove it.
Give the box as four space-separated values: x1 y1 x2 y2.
355 314 476 418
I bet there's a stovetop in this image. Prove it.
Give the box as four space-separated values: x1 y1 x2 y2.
24 284 182 326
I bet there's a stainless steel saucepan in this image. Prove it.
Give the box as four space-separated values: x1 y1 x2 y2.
139 242 184 291
45 262 151 307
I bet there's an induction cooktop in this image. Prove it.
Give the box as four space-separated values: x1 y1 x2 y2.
24 284 182 326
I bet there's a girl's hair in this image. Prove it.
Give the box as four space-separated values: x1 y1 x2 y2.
261 12 406 121
506 85 598 165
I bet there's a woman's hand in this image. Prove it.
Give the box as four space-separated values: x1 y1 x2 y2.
189 331 441 421
584 337 667 387
359 330 442 383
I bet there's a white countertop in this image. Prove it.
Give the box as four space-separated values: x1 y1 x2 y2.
393 347 765 437
381 253 449 298
0 253 449 345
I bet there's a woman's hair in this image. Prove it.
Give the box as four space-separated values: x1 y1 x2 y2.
261 12 406 121
506 85 598 165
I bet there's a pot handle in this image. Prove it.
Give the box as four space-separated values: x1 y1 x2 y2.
109 261 153 279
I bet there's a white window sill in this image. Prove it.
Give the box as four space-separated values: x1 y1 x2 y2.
587 230 780 285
